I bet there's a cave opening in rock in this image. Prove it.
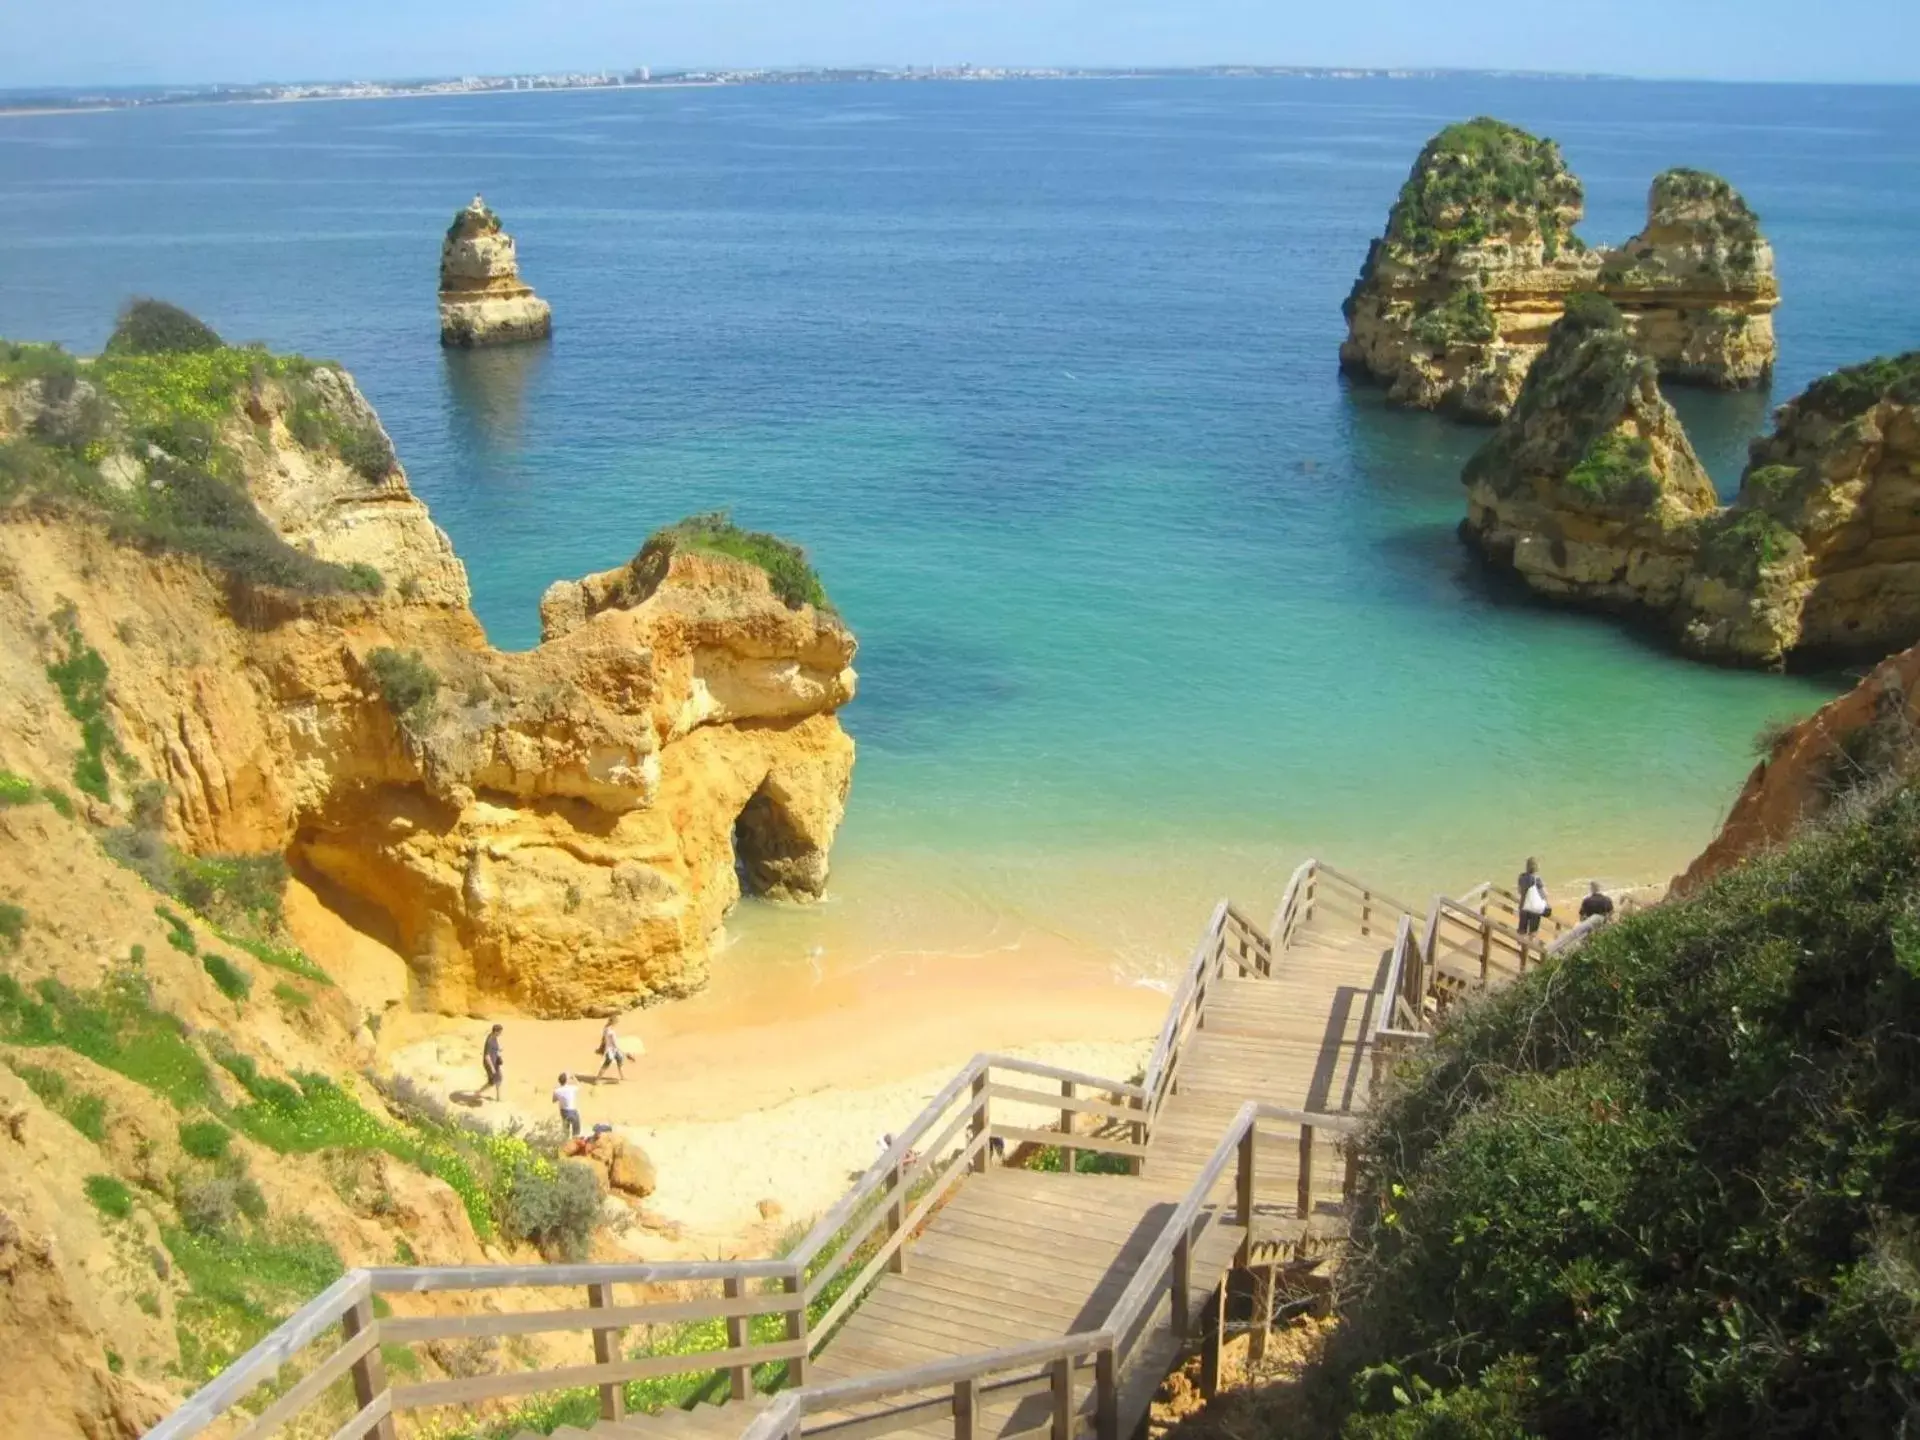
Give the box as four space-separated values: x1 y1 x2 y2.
731 780 824 902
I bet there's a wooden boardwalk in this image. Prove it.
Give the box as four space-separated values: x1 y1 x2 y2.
150 861 1570 1440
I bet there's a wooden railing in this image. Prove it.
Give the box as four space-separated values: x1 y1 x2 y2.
1139 899 1269 1130
734 1101 1361 1440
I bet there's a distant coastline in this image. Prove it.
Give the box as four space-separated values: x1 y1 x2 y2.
0 63 1617 118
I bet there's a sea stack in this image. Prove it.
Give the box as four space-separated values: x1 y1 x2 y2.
1601 168 1779 388
1342 121 1781 421
1461 294 1719 613
1340 118 1601 422
438 195 552 347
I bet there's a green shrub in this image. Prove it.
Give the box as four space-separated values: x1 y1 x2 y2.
157 906 197 955
503 1160 603 1261
84 1173 134 1219
271 980 312 1011
171 853 286 935
12 1064 108 1141
201 953 251 1003
1384 118 1581 258
365 648 439 724
105 299 224 356
44 608 117 802
648 510 831 611
41 787 74 820
1564 432 1656 505
1560 290 1623 333
164 1218 344 1379
336 421 396 481
1314 776 1920 1434
0 903 23 949
176 1173 265 1234
0 965 215 1109
178 1118 232 1161
1795 351 1920 424
0 771 34 806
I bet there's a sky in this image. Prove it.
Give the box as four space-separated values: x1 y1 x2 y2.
3 0 1918 90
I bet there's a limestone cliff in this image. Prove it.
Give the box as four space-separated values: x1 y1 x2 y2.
438 197 553 348
1340 118 1599 421
0 314 854 1018
1462 295 1719 611
1676 639 1920 891
1677 352 1920 666
1601 169 1779 388
1342 122 1779 420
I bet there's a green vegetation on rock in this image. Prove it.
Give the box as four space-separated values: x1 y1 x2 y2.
1694 504 1803 588
365 646 439 727
201 952 252 1003
45 605 121 802
1410 286 1497 350
165 1218 344 1381
1314 777 1920 1435
84 1173 135 1219
0 770 34 806
0 961 216 1110
11 1064 108 1141
1794 350 1920 425
105 298 226 357
1564 432 1657 505
0 902 24 950
1386 118 1583 257
648 510 831 611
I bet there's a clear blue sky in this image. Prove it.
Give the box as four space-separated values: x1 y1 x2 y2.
4 0 1917 90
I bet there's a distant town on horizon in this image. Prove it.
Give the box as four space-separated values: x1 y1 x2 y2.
0 62 1633 114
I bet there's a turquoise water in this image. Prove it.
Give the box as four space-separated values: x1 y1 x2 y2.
3 77 1914 976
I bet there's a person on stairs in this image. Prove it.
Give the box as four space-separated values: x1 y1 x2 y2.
1517 858 1551 937
1580 881 1617 922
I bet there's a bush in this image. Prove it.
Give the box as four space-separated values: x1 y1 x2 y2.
44 608 117 803
178 1118 232 1161
1314 776 1920 1435
105 299 224 356
84 1173 134 1219
336 421 396 481
202 953 252 1002
12 1064 108 1141
0 771 35 806
504 1159 602 1261
158 906 197 955
0 903 23 949
648 510 831 611
366 648 439 724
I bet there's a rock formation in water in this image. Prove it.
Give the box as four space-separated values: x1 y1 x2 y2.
438 196 553 348
1342 122 1779 420
1340 118 1599 421
1461 326 1920 669
1461 294 1720 611
1600 168 1779 389
0 314 854 1018
1676 352 1920 666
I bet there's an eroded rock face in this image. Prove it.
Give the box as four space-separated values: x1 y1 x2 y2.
1462 296 1720 611
1677 353 1920 666
1341 119 1601 421
1342 123 1779 421
1603 169 1779 388
438 197 553 348
0 349 855 1017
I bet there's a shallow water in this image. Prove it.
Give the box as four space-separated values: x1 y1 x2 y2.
4 76 1915 990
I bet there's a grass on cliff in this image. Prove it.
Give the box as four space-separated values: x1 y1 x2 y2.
1387 117 1583 258
649 510 831 611
10 1063 109 1141
0 957 217 1109
1306 774 1920 1437
1792 350 1920 425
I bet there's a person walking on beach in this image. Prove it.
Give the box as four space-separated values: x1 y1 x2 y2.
553 1072 582 1138
1517 858 1550 937
482 1023 504 1103
1580 881 1617 922
595 1020 625 1083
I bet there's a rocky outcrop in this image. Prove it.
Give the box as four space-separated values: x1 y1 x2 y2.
438 197 553 348
1461 335 1920 670
1341 118 1600 421
1602 169 1779 388
0 326 855 1016
1462 295 1720 610
1342 123 1779 420
1676 353 1920 666
1676 639 1920 891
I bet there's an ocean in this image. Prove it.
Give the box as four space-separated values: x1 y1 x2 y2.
2 75 1913 987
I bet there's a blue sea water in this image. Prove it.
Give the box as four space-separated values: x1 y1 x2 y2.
2 77 1916 978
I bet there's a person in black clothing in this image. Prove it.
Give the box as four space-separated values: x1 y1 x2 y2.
482 1023 504 1103
1516 857 1550 936
1579 881 1617 922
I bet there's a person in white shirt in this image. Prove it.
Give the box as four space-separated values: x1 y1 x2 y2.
553 1072 581 1138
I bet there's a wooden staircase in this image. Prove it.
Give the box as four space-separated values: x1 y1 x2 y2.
147 861 1584 1440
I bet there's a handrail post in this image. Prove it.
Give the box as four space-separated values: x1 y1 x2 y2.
886 1156 907 1275
1297 1125 1314 1220
1050 1356 1074 1440
589 1281 627 1421
341 1295 397 1440
1236 1122 1256 1228
1130 1094 1146 1177
1096 1345 1119 1440
954 1375 979 1440
784 1271 807 1384
1343 1137 1359 1205
1172 1227 1192 1337
970 1070 990 1174
723 1276 751 1399
1201 1282 1226 1398
1479 923 1492 983
1362 888 1371 936
1060 1080 1077 1177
